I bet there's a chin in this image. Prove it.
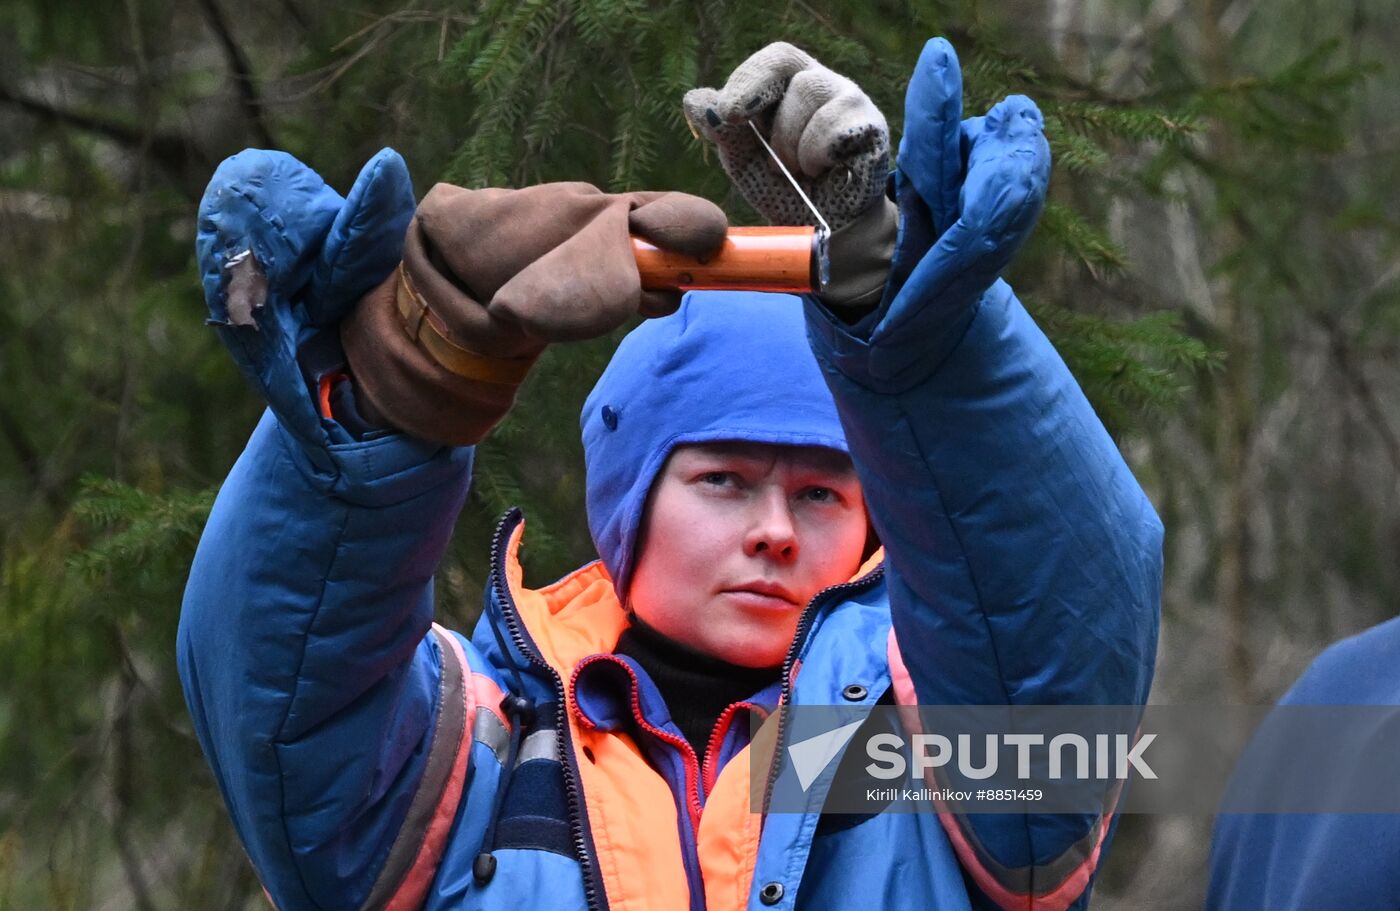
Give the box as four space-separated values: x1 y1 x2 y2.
710 634 790 670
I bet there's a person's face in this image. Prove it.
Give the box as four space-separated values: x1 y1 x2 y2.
627 442 869 668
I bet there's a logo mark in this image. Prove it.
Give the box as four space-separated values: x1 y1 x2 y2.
787 719 866 791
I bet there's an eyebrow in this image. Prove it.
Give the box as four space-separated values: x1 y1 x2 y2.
678 443 857 477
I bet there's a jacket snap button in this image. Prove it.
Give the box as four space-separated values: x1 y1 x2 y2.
759 881 784 905
601 405 619 430
841 683 868 701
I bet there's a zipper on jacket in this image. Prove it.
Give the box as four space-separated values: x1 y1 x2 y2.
570 654 709 911
761 566 887 813
488 509 608 911
570 655 706 828
700 700 769 798
624 694 707 911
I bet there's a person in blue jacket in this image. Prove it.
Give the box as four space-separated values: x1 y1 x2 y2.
1206 617 1400 909
179 37 1162 911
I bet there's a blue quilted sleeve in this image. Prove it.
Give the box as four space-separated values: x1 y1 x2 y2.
802 36 1162 911
177 409 491 910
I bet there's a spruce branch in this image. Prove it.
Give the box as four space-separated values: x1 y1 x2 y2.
1027 298 1218 430
67 478 215 586
1040 201 1129 277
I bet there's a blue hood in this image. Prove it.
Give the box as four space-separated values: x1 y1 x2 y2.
581 290 849 596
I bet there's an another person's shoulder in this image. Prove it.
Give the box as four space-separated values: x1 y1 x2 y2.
1282 615 1400 706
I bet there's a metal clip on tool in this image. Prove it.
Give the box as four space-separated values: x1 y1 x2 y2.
631 120 832 295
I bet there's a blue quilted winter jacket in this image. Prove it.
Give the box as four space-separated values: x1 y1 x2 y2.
179 38 1161 911
1207 617 1400 910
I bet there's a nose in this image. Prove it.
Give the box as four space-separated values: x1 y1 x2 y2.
744 489 798 562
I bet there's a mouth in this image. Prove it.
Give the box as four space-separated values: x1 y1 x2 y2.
722 582 800 607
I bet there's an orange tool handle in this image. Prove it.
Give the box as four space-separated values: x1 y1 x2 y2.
632 226 827 293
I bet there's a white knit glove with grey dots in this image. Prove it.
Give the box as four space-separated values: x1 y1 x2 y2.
683 42 891 232
684 42 896 311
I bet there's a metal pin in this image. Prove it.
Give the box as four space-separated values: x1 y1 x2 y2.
747 120 831 235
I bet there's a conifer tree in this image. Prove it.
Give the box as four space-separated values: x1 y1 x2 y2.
0 0 1389 906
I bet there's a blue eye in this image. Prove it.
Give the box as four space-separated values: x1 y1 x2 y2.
702 472 732 486
805 487 836 503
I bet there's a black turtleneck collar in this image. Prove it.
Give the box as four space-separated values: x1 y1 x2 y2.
613 616 780 759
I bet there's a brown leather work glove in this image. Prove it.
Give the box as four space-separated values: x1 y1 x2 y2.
341 181 727 445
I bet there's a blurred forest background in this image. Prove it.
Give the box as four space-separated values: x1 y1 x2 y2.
1 0 1397 907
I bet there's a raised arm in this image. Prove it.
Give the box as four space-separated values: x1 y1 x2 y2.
178 151 730 909
177 149 500 910
687 38 1161 911
804 39 1161 707
805 41 1161 911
